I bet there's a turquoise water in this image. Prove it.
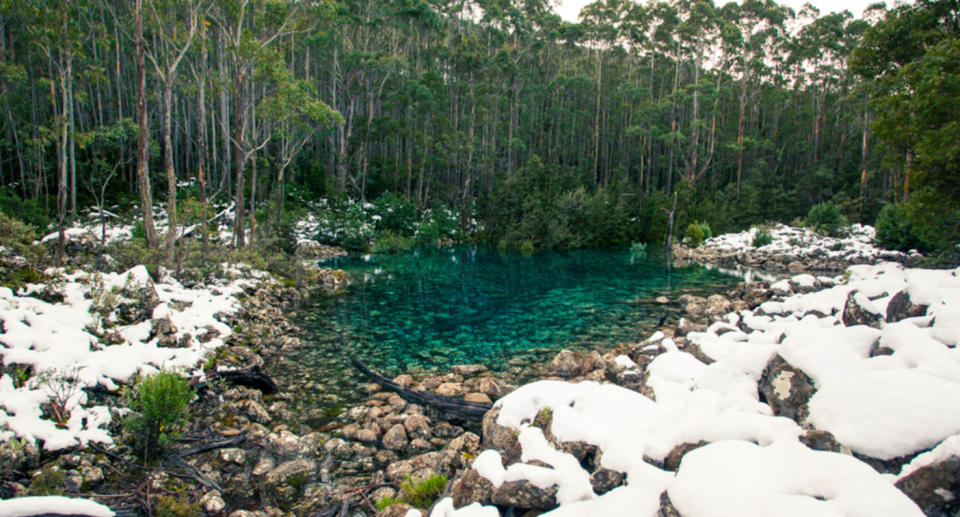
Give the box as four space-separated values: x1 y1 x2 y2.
289 247 737 411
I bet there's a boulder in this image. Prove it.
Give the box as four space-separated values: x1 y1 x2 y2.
758 354 816 422
842 290 882 329
491 480 558 509
482 407 522 464
451 469 496 508
886 290 929 323
704 294 733 318
548 349 602 378
895 456 960 517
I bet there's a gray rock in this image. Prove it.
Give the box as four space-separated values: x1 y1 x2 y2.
451 469 496 508
842 290 882 328
219 448 247 465
482 407 522 464
590 468 625 495
264 459 316 487
382 424 409 451
799 430 841 452
657 490 682 517
386 451 444 482
548 349 602 378
758 354 816 422
355 428 379 444
201 490 226 513
492 479 558 509
886 290 929 323
403 414 432 441
895 455 960 517
376 503 415 517
451 364 488 376
664 441 707 471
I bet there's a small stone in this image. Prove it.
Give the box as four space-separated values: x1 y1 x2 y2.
391 375 414 389
590 468 625 495
252 456 275 476
464 392 492 404
435 382 463 397
799 430 841 452
451 468 495 507
355 429 379 444
376 503 414 517
451 364 488 376
492 480 558 509
403 414 432 440
382 424 409 451
842 290 882 328
80 465 103 488
264 459 316 487
201 490 226 513
788 261 806 274
219 448 247 465
409 438 433 452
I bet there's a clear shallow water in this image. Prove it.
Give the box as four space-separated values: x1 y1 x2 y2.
288 246 738 415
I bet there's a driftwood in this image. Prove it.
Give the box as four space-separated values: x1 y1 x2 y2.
204 366 278 394
350 356 491 422
177 432 246 458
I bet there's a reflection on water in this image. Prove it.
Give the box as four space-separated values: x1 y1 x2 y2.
287 246 738 415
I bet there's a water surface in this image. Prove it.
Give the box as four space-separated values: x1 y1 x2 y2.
288 246 737 416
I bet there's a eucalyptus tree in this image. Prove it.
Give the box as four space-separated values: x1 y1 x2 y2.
144 0 199 258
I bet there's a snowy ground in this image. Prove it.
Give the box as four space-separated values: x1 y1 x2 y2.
695 223 917 265
426 261 960 517
0 263 262 451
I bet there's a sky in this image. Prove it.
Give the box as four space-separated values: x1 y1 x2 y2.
554 0 887 22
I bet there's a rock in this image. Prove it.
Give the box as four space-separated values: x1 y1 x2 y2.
886 290 929 323
758 354 816 422
799 430 841 452
382 424 409 451
435 382 463 397
664 441 707 471
590 468 625 495
264 459 316 487
385 451 444 482
201 490 226 513
474 377 503 398
115 274 160 325
219 448 247 465
392 374 414 389
451 364 488 376
433 422 464 439
80 465 103 488
355 428 379 444
482 407 521 464
252 456 276 476
657 490 682 517
451 468 496 508
409 438 433 452
404 414 432 441
895 455 960 517
788 261 806 274
376 503 414 517
842 290 882 328
242 399 272 424
548 349 602 378
464 392 492 404
492 480 558 509
704 294 733 317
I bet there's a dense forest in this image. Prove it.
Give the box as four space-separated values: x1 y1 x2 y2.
0 0 956 259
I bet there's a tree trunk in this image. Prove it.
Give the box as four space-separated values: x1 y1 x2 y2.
136 0 157 248
163 82 178 260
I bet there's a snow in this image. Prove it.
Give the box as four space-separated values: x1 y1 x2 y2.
450 260 960 515
668 440 924 517
0 495 114 517
0 265 259 450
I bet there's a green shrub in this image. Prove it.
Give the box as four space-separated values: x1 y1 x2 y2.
803 201 847 236
752 227 773 247
683 221 712 248
400 474 448 509
374 192 417 234
372 230 415 254
875 203 922 252
125 370 193 461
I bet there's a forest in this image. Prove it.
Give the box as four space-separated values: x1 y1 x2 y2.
0 0 957 261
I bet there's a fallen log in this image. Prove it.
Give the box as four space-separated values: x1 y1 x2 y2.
203 366 278 394
177 432 246 458
350 356 491 422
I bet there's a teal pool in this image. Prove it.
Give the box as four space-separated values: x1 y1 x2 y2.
289 246 737 412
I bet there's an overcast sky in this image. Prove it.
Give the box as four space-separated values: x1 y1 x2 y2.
554 0 887 22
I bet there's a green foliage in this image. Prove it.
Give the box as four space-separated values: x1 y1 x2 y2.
153 494 203 517
125 370 193 461
875 203 922 251
752 227 773 248
27 466 65 496
375 496 400 511
683 221 712 248
400 474 448 509
372 230 415 254
0 187 51 230
803 201 847 236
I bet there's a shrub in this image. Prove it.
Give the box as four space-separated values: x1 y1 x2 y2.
401 474 448 508
683 221 712 248
125 370 193 461
372 230 415 254
803 201 847 236
875 203 922 252
752 227 773 248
